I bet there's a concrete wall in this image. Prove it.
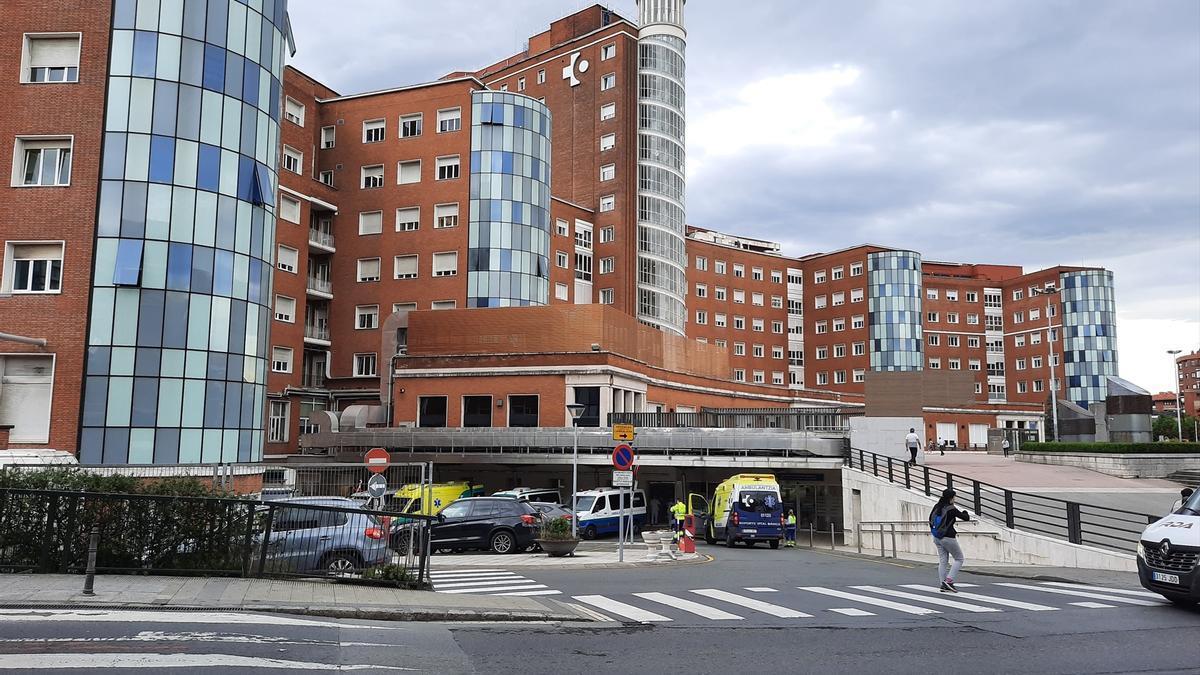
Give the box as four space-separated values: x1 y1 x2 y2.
1017 452 1200 479
849 416 925 463
841 467 1136 572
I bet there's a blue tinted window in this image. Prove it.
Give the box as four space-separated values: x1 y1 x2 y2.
190 246 214 293
224 52 243 98
252 163 274 206
149 136 175 183
113 0 136 29
206 0 228 46
132 31 158 77
132 377 159 426
237 156 255 202
213 249 234 296
202 44 225 91
162 291 189 349
197 143 221 191
120 182 147 237
241 59 259 106
113 239 144 286
248 257 262 302
137 291 165 347
166 243 192 290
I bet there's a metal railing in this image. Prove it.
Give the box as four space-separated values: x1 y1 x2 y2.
608 406 862 432
304 323 330 341
306 276 332 294
845 448 1158 553
308 228 335 249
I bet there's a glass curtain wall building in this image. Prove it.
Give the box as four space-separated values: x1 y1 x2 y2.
635 0 688 335
80 0 288 464
467 91 553 308
867 250 923 371
1059 269 1118 407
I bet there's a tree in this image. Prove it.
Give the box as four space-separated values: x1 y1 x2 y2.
1152 413 1199 442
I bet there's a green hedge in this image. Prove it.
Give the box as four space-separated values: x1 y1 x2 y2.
0 468 235 497
1020 442 1200 454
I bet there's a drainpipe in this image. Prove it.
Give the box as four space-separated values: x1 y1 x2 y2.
0 332 47 348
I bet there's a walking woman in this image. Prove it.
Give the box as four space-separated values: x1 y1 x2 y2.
929 488 971 592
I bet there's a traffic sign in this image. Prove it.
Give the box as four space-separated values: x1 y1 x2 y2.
364 447 390 474
612 423 636 441
367 473 388 499
613 470 633 487
611 443 635 471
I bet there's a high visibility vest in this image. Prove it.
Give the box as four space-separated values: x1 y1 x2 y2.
671 503 686 521
786 515 796 526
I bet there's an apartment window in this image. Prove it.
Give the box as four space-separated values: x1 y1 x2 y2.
967 313 980 325
988 361 1006 377
363 119 385 143
734 369 746 382
984 292 1002 308
1050 328 1058 342
966 291 979 303
433 252 458 277
279 194 301 223
358 211 383 236
752 267 764 281
947 312 959 324
600 134 616 151
361 165 384 189
1012 289 1024 301
274 295 295 323
320 126 335 148
271 347 293 373
575 252 592 281
431 203 458 229
276 245 298 273
753 371 766 384
816 372 828 386
833 344 846 358
834 370 847 384
599 226 614 243
400 113 423 138
946 290 959 302
600 102 616 121
813 270 826 284
555 283 569 301
948 335 960 347
772 346 785 360
356 305 379 330
22 34 80 83
599 288 614 304
281 146 302 174
599 195 615 212
850 288 864 303
436 156 460 180
851 315 865 330
832 292 845 306
929 358 941 370
714 260 727 275
975 383 984 395
752 319 764 332
850 262 864 277
853 342 866 356
927 312 939 323
111 239 143 286
1031 332 1042 345
733 289 746 304
695 256 708 271
357 258 381 282
832 318 846 332
500 84 508 91
771 295 784 309
1032 356 1043 369
1033 380 1045 393
281 97 305 125
733 264 745 278
1016 358 1027 371
969 359 982 371
4 242 63 293
988 338 1004 353
831 266 844 281
693 310 707 325
814 295 827 310
772 320 784 334
537 69 546 84
734 343 746 356
1013 311 1025 324
816 346 829 360
600 43 617 60
788 300 802 316
318 170 333 186
815 321 828 334
1017 381 1028 394
13 137 72 186
575 224 593 250
948 358 961 370
437 107 462 133
852 368 866 383
268 401 289 442
517 77 526 91
926 288 939 300
601 73 616 90
393 160 419 185
386 207 418 234
771 270 784 284
597 257 614 275
715 339 727 349
752 292 764 306
714 287 727 301
1014 335 1026 348
734 316 746 330
690 283 706 299
773 372 786 385
556 220 570 237
599 163 616 182
354 353 378 377
555 251 569 269
927 334 940 347
715 313 727 328
431 300 457 310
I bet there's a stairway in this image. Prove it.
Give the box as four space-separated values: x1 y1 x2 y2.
1166 468 1200 486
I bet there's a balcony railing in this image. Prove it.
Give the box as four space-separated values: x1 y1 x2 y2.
304 324 330 341
308 228 335 250
306 276 332 295
608 407 863 433
302 372 326 388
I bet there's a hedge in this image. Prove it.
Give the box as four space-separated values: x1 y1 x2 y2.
1019 442 1200 454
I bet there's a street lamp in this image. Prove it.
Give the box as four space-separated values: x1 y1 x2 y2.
1031 286 1060 442
1168 350 1183 441
566 403 586 538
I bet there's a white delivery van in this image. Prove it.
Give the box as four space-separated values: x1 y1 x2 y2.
1136 489 1199 605
573 487 646 540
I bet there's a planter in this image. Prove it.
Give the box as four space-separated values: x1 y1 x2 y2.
535 538 580 557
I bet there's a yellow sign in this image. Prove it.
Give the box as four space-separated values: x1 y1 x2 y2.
613 424 636 441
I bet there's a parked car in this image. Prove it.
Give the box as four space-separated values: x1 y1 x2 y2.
492 487 562 505
263 497 392 576
573 488 647 540
429 497 540 554
529 502 573 521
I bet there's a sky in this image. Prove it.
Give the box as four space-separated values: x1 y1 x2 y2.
287 0 1200 394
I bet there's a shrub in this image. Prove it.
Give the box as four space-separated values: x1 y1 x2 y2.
359 563 428 589
539 515 576 541
1020 442 1200 454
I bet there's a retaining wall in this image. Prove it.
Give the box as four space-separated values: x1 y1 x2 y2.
1017 452 1200 479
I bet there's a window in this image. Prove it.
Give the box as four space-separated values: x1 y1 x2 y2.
318 170 334 186
436 156 460 180
754 371 766 384
354 353 377 377
969 359 982 371
813 270 826 284
112 239 143 286
771 270 784 284
463 395 493 428
277 245 298 273
600 134 615 151
276 195 300 224
734 343 746 356
431 251 458 278
987 338 1004 353
733 264 745 278
715 287 727 301
600 164 615 181
13 137 72 186
537 69 546 84
22 34 80 83
274 295 295 323
834 370 846 384
752 292 764 306
851 315 865 330
320 126 335 148
4 242 63 294
517 77 526 91
600 102 616 121
715 260 727 275
508 395 539 427
575 224 593 250
772 346 785 359
392 254 418 279
601 43 616 60
363 119 385 143
850 288 864 303
358 211 383 235
356 305 379 330
599 195 615 212
575 253 592 281
551 282 568 301
361 165 384 189
967 313 980 325
1032 356 1043 369
268 401 289 442
772 320 784 334
1016 358 1027 371
853 368 866 383
1017 381 1028 394
929 358 941 369
500 84 508 91
433 203 458 229
271 346 293 373
601 73 616 90
431 300 457 310
1033 380 1045 393
695 310 707 325
695 256 708 271
815 321 828 334
928 334 940 347
714 313 727 328
833 344 846 358
984 292 1002 308
599 288 614 304
773 372 786 385
816 372 828 386
437 107 462 133
555 220 570 237
949 358 961 370
733 289 746 304
1013 311 1025 324
752 267 764 281
357 257 381 282
946 290 959 302
850 262 864 277
400 113 423 138
947 312 959 324
1015 335 1026 347
852 342 866 356
281 97 305 125
752 319 764 332
833 318 846 332
771 295 784 309
948 335 960 347
734 369 746 382
1012 289 1024 301
1031 332 1042 345
926 288 939 301
600 257 615 274
966 291 979 303
600 226 614 243
396 207 420 232
555 251 569 269
814 295 827 309
832 292 845 306
832 266 844 281
788 300 802 316
734 316 746 330
927 312 939 322
392 160 419 185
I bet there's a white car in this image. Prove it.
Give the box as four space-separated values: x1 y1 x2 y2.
1137 489 1199 605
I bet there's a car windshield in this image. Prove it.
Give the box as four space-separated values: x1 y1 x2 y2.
1180 490 1200 515
738 490 782 513
575 496 597 513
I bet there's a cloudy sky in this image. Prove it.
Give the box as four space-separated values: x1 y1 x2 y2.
288 0 1200 393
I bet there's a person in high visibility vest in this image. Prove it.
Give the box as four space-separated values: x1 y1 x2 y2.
785 510 797 547
670 499 687 541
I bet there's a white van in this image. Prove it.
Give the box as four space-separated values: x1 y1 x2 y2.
1137 489 1198 605
492 487 562 505
573 488 646 540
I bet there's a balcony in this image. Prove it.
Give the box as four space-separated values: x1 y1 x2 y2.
308 227 335 253
304 323 331 345
306 276 333 299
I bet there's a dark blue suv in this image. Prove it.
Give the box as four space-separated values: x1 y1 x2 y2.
263 497 393 575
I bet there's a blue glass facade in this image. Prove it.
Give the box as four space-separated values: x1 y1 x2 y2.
868 251 923 371
1060 269 1118 407
80 0 288 464
467 91 552 308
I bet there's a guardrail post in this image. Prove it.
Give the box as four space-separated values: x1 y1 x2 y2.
1066 503 1082 544
972 480 982 517
809 523 814 549
255 504 275 578
946 474 954 495
830 523 836 550
1004 491 1015 528
856 523 862 554
872 453 878 477
922 466 931 496
890 523 897 559
903 462 911 490
887 457 894 483
240 503 256 577
81 525 99 595
879 524 886 558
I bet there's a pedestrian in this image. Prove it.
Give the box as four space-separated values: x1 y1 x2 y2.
670 498 686 542
929 488 971 593
1002 437 1011 457
785 510 797 547
1170 487 1194 513
905 428 921 466
926 439 937 458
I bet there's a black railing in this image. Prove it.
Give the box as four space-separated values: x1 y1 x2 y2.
845 448 1158 553
609 407 862 432
0 489 435 585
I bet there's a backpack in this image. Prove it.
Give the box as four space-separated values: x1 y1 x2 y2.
929 504 954 538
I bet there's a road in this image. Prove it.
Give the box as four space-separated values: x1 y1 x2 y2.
2 543 1197 673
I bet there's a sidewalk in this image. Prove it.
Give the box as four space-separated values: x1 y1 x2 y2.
822 547 1140 587
0 573 593 623
429 541 707 570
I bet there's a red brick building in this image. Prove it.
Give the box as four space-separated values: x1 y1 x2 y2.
1178 350 1200 417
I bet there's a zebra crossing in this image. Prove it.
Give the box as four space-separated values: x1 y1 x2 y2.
570 582 1169 623
429 569 560 596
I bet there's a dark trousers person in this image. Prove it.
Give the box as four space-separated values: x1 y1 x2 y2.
908 445 918 465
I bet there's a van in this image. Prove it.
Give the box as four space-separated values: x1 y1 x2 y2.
690 473 785 549
491 487 562 505
573 487 646 540
392 482 483 518
1137 488 1199 605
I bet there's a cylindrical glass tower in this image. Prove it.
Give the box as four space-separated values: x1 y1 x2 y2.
467 91 553 308
636 0 687 335
80 0 289 464
867 250 924 371
1059 269 1118 407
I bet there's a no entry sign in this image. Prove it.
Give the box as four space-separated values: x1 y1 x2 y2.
611 443 635 471
364 447 391 474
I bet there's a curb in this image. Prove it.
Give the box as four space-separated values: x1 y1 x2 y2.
0 601 593 623
429 554 712 571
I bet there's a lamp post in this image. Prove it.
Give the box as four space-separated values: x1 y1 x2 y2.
1168 350 1183 441
1031 286 1059 441
566 403 586 538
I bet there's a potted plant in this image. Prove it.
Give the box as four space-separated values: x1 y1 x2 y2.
535 515 580 557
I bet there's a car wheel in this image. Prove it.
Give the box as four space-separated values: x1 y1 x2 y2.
322 552 363 577
725 530 735 548
582 525 598 540
769 539 780 550
745 540 756 548
490 530 517 554
705 524 716 545
392 530 412 552
1166 596 1197 607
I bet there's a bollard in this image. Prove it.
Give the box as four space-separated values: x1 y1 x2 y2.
81 525 99 596
856 523 862 554
808 523 814 549
829 523 836 550
879 524 886 558
890 523 897 558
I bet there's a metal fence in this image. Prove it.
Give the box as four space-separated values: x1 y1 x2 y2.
608 407 862 432
845 448 1158 553
0 488 435 583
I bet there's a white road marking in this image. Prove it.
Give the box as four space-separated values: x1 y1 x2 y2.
0 610 400 630
744 587 778 592
563 602 616 623
1039 582 1163 599
829 608 875 617
994 583 1163 606
431 578 537 589
0 653 413 670
1070 602 1116 609
428 569 505 575
851 586 1000 613
955 583 980 588
691 589 811 618
429 570 515 578
797 587 940 615
633 592 743 620
573 595 672 622
0 631 394 648
491 589 563 597
899 585 1059 611
437 584 549 594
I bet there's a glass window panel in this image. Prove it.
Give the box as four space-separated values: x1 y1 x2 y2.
209 296 231 351
132 31 158 77
106 76 131 132
145 184 172 240
170 186 195 240
179 38 204 87
106 377 133 426
190 245 213 293
120 181 147 237
110 30 134 77
135 0 160 31
103 428 130 465
193 190 217 245
181 381 205 428
186 295 210 350
124 132 151 181
83 377 108 427
160 348 185 377
113 239 144 286
149 135 175 183
219 148 238 196
136 291 165 349
152 80 178 136
98 181 123 236
131 378 159 427
166 242 192 290
159 0 184 35
156 378 183 427
89 287 115 345
206 0 228 46
200 90 223 146
156 33 181 80
87 346 111 376
182 0 206 39
112 289 140 345
185 349 207 379
226 2 247 55
154 428 180 464
113 0 136 29
110 347 136 376
142 241 168 289
162 291 189 349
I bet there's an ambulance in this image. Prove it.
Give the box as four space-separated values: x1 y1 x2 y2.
1137 488 1199 605
689 473 785 549
392 481 483 518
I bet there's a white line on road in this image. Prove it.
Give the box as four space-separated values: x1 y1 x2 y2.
691 589 811 618
632 592 743 620
430 573 524 581
850 586 1000 613
1039 582 1163 599
428 569 508 577
899 585 1059 611
744 587 778 593
573 595 672 622
431 578 537 589
829 608 875 616
994 583 1163 606
0 631 395 648
491 589 562 597
0 610 401 630
437 584 549 594
0 653 414 670
797 587 940 615
1070 602 1116 609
